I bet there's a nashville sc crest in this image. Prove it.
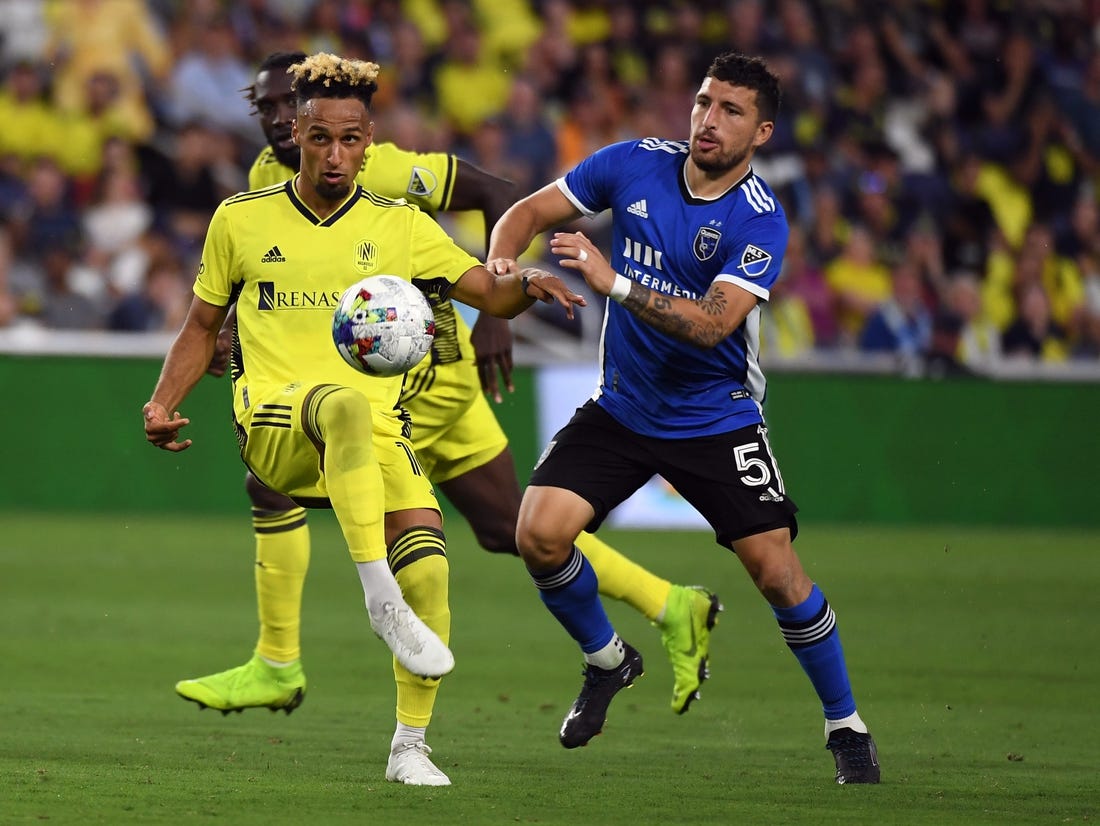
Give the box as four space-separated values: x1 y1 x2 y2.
355 239 378 274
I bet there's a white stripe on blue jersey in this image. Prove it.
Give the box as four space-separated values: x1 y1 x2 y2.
743 176 777 213
560 138 789 438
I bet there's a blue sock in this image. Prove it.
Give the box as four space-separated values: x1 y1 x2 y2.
773 584 857 719
529 546 615 654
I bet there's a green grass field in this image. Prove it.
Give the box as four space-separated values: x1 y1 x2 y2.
2 512 1098 825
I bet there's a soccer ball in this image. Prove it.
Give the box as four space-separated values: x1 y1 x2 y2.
332 275 435 377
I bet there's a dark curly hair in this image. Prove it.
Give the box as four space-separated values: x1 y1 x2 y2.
706 52 781 123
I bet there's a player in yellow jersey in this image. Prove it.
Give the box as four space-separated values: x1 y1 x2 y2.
178 51 722 770
144 52 585 785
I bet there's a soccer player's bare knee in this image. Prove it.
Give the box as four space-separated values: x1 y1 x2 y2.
440 454 522 555
753 564 798 604
754 555 811 607
735 532 811 606
471 514 519 555
245 471 296 511
515 516 571 568
459 487 519 553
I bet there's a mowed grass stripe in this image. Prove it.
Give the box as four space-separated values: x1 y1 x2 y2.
2 513 1097 824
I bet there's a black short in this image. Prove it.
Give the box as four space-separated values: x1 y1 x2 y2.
529 400 799 547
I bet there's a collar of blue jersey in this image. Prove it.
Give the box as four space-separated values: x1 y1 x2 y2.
678 162 754 205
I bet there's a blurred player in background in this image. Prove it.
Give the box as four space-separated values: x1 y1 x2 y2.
489 52 879 784
176 51 722 784
144 53 587 784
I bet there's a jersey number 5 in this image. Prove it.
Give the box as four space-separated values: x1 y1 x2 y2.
733 442 771 487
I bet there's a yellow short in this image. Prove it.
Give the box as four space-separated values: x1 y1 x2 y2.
235 382 438 513
401 360 509 484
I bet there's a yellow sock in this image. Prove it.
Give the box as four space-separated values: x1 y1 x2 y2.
253 507 310 663
389 527 450 727
577 531 671 622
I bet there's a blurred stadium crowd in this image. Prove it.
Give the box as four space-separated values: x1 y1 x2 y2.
2 0 1100 375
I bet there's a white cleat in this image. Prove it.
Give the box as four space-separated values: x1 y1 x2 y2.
385 742 451 786
369 601 455 678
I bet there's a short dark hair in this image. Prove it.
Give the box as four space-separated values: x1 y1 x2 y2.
244 51 308 105
290 53 379 111
259 50 308 75
706 52 781 123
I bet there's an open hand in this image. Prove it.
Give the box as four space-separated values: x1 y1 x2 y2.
520 267 587 320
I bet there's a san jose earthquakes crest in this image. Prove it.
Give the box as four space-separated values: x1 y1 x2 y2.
693 226 722 260
738 243 773 277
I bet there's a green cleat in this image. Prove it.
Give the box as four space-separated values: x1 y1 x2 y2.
175 654 306 716
658 585 723 714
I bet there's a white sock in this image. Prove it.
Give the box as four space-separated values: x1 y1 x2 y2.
825 711 868 737
356 558 405 615
654 601 668 625
259 656 295 668
391 722 426 751
584 634 625 670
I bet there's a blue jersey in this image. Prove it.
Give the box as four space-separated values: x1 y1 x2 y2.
559 138 789 438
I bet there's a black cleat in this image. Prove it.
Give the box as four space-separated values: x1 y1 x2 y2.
826 727 880 784
559 643 644 749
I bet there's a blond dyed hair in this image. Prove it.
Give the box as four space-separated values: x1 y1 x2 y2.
289 53 380 107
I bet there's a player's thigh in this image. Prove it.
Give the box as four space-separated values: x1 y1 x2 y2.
657 423 799 548
244 470 297 511
437 447 522 548
238 383 332 499
529 400 653 533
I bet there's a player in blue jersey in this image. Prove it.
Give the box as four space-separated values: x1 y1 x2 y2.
488 52 879 784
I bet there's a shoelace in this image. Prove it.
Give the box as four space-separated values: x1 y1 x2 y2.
391 742 448 779
580 659 629 692
372 602 426 655
393 742 433 757
828 733 875 767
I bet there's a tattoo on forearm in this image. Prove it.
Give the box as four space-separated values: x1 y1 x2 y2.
621 281 729 347
699 291 728 317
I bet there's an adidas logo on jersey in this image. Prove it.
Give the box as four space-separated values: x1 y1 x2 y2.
627 199 648 218
261 245 286 263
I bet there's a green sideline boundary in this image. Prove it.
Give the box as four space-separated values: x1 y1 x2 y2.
1 355 1096 527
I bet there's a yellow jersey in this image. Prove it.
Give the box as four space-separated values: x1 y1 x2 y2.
193 180 480 424
247 142 474 373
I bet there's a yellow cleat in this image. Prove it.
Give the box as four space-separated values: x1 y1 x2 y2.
658 585 722 714
175 654 306 715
